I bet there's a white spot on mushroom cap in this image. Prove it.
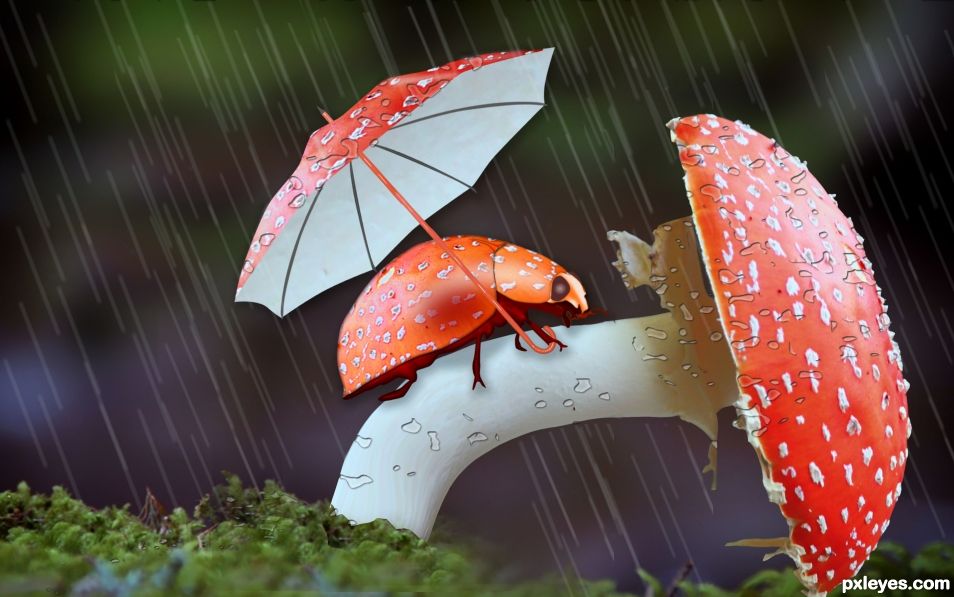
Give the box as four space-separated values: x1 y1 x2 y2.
805 347 819 367
837 387 849 413
817 515 828 534
846 416 862 436
809 461 825 486
786 276 799 296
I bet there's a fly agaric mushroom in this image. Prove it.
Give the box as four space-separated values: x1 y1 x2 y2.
331 115 909 595
669 114 910 593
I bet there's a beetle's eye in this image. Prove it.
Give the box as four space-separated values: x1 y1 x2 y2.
551 275 570 301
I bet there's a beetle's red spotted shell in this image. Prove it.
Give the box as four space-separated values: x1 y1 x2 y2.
337 235 569 397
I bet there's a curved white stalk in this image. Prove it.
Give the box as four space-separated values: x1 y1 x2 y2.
332 218 738 538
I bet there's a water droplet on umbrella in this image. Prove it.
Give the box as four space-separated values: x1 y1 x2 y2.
428 431 441 451
563 399 575 408
599 392 611 401
574 378 592 393
354 435 372 449
535 400 547 408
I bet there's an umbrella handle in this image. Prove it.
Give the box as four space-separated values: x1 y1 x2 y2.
323 110 560 354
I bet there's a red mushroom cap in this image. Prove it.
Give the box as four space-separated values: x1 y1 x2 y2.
670 114 911 593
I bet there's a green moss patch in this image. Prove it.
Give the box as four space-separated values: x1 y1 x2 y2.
0 476 625 596
1 476 950 595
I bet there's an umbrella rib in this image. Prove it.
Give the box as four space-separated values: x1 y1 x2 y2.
374 144 475 192
391 101 544 129
280 186 323 317
350 162 376 270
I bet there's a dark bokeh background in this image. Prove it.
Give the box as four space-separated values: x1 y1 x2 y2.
2 0 952 591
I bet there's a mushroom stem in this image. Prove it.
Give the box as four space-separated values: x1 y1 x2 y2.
331 218 736 538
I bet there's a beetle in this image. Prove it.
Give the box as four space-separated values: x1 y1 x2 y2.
337 235 589 400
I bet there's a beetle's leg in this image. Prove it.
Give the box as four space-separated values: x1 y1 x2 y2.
564 306 602 326
513 334 527 352
526 317 567 351
498 304 529 352
379 370 418 401
472 334 486 390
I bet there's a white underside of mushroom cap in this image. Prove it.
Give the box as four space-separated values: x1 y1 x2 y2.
734 394 820 594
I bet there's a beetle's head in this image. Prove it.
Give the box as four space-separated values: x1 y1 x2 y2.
546 272 588 312
493 244 589 314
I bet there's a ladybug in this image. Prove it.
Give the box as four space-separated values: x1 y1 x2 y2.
337 235 589 400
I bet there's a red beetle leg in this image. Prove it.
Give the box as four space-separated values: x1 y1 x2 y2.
472 334 486 390
513 334 527 352
379 370 418 401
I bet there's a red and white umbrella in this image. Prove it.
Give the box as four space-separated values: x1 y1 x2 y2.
236 49 556 351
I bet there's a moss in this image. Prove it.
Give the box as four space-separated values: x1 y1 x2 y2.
639 543 954 597
0 476 628 596
1 477 951 596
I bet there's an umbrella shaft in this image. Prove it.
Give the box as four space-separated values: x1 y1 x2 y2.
355 150 555 354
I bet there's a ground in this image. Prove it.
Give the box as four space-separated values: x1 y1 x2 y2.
0 476 949 595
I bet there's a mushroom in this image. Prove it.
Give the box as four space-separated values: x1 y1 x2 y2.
331 115 910 595
331 217 736 532
669 115 911 593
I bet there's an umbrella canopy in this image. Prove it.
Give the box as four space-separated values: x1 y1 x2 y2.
236 49 553 318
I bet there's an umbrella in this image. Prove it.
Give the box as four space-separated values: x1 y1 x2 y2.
236 48 556 351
